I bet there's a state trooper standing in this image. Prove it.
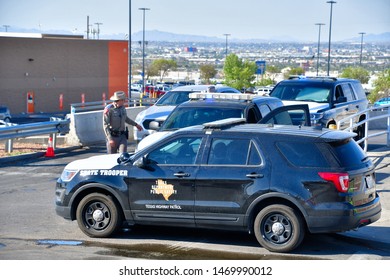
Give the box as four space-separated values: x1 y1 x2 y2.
103 91 142 154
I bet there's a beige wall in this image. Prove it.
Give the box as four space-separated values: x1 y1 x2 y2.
0 37 119 114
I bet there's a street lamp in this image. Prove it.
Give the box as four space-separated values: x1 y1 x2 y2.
3 25 10 32
139 8 150 96
326 1 336 76
223 33 231 59
315 23 325 76
128 1 131 97
359 32 366 66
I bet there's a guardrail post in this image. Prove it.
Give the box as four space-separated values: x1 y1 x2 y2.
51 133 57 149
5 138 13 153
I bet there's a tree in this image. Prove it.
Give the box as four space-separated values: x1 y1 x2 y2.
223 54 257 90
150 59 177 82
265 65 280 84
283 67 305 79
199 64 217 84
368 69 390 103
340 67 370 84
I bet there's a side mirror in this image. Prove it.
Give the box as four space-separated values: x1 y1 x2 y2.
117 152 132 164
149 121 160 130
133 155 154 171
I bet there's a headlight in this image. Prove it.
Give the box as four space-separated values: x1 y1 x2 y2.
310 112 324 125
60 169 78 182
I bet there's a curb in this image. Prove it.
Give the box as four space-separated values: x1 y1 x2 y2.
0 146 83 164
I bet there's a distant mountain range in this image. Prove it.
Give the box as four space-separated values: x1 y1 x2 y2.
128 30 390 44
3 27 390 43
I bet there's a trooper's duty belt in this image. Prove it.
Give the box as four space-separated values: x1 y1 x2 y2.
110 130 125 137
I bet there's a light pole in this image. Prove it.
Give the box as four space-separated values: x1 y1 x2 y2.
3 25 10 32
315 23 325 76
223 33 231 59
128 1 131 97
139 8 150 96
326 1 336 76
359 32 365 66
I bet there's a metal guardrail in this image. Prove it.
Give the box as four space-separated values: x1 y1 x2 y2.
70 98 158 113
336 104 390 152
0 117 70 153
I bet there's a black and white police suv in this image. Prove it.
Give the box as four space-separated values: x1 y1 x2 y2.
55 119 381 253
137 92 310 150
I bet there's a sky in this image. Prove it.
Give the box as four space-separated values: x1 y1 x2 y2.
0 0 389 42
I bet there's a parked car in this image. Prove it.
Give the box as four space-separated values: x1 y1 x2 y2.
255 86 274 96
373 97 390 109
133 84 240 143
0 106 11 122
269 76 369 144
137 92 310 150
55 118 381 253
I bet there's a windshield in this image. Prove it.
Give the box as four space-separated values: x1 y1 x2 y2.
271 84 331 103
156 91 191 106
160 107 243 131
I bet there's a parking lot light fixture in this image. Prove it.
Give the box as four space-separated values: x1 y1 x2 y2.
223 33 231 59
326 1 336 76
359 32 366 66
315 23 325 76
139 7 150 96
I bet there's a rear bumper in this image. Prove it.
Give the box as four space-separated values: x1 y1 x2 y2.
306 195 382 233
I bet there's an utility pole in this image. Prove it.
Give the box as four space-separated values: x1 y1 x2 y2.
3 25 10 32
95 22 103 39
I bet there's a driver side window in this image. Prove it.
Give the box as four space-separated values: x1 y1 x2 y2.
147 137 202 165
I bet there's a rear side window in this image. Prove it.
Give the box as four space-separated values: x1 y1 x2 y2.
208 138 261 165
329 139 367 168
276 141 330 167
351 81 367 100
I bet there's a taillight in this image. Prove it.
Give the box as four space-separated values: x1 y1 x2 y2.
318 172 349 193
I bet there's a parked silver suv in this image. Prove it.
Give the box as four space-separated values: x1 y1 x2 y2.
270 76 369 144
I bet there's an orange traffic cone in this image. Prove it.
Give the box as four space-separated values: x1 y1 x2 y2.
45 137 55 157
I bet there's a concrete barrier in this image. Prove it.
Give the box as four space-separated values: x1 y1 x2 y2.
65 106 145 146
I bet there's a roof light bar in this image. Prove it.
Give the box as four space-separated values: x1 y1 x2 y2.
189 92 254 101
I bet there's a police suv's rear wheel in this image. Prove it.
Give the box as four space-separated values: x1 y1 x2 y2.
254 204 304 253
76 193 122 238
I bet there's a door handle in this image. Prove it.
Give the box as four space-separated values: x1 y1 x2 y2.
174 172 190 178
246 173 264 179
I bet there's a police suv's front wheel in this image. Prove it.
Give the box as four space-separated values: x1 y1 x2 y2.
76 193 122 238
254 204 304 253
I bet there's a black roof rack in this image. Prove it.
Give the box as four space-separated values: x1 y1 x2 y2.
288 75 337 81
203 118 246 129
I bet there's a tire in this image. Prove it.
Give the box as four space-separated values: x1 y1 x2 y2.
253 204 304 253
76 193 122 238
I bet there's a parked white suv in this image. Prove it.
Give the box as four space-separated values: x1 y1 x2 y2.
133 85 240 143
